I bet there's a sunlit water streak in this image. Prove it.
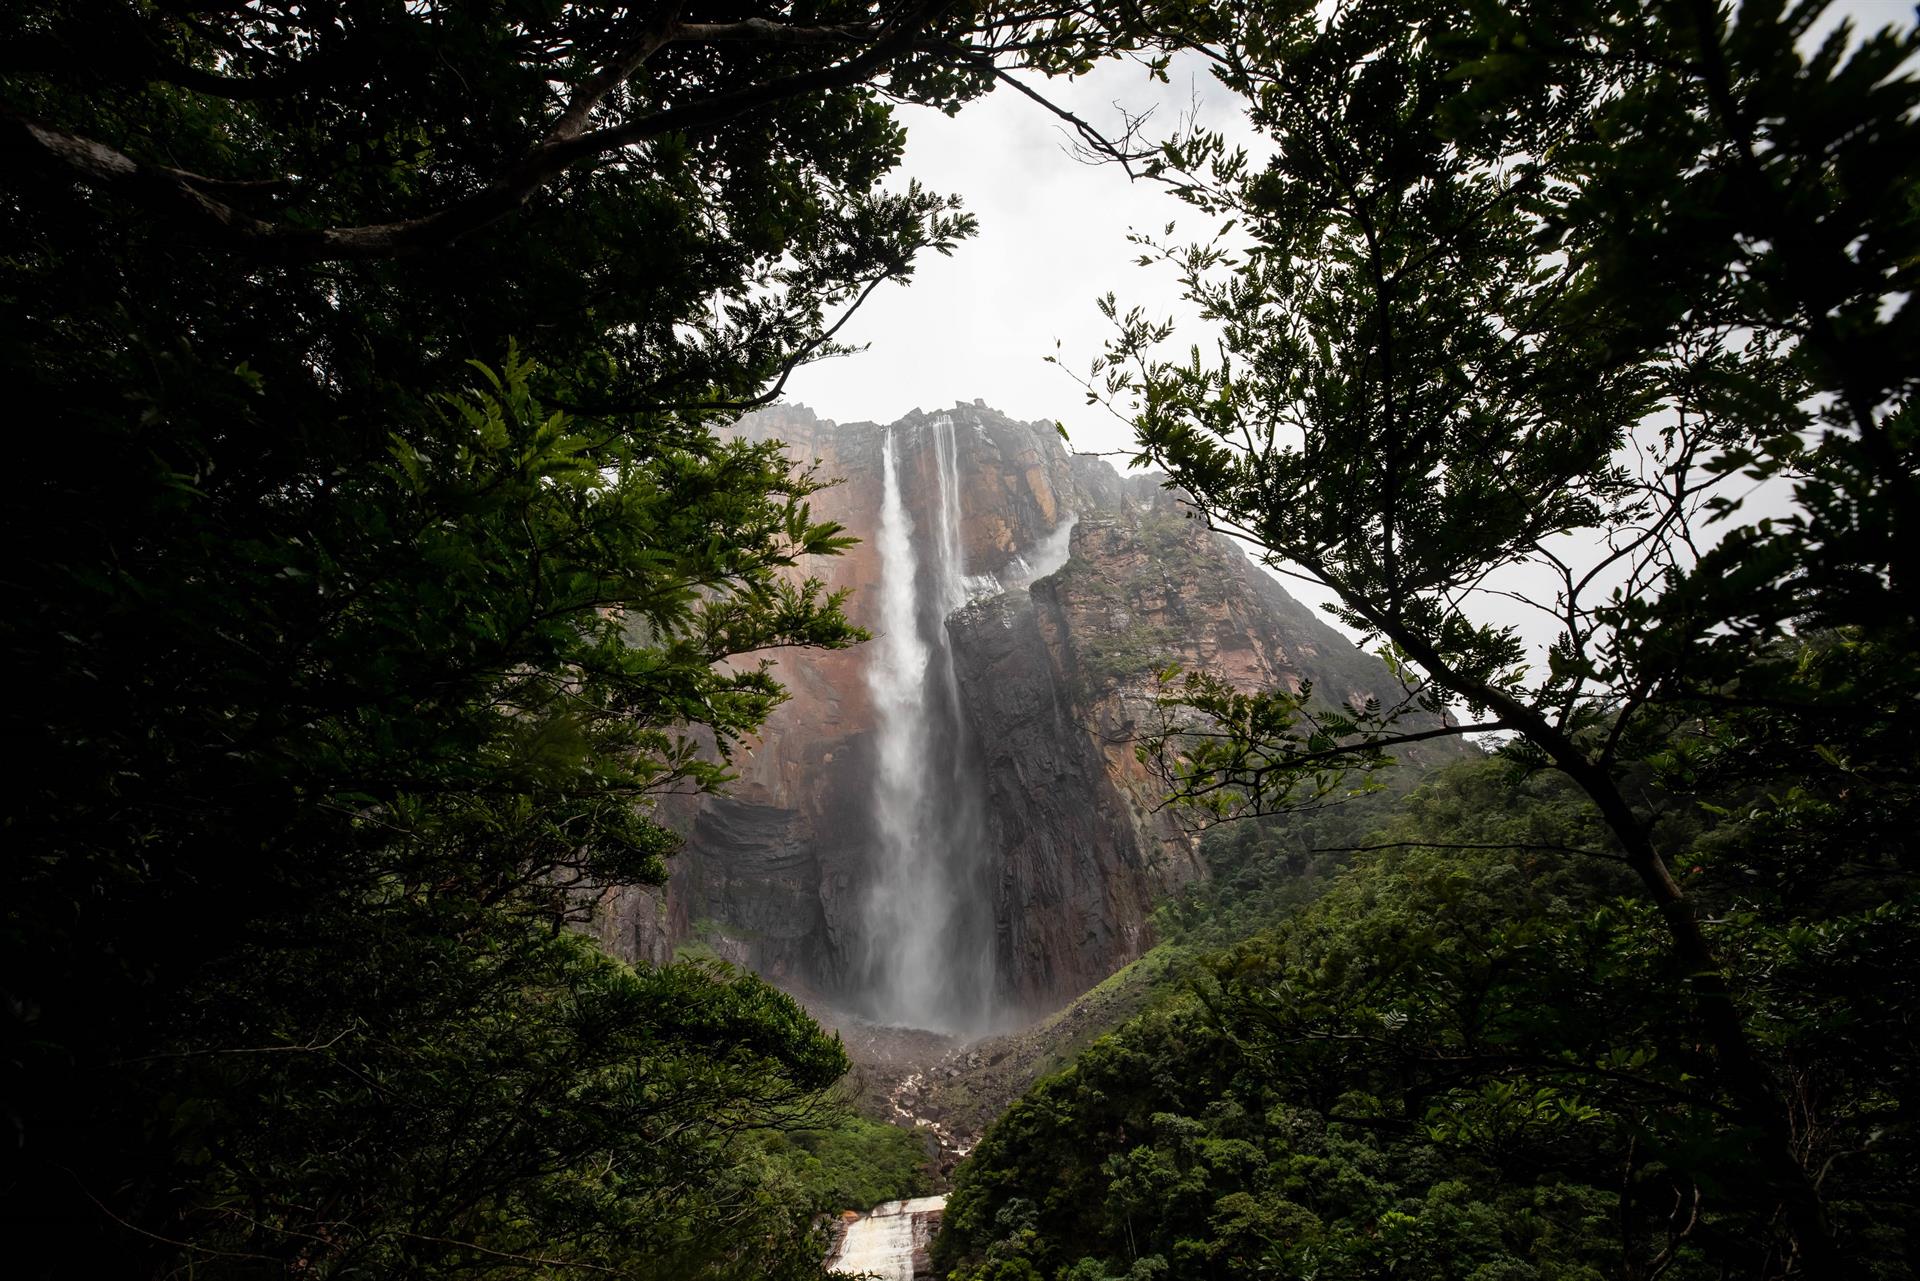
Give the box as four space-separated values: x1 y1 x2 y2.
859 418 997 1033
827 1195 946 1279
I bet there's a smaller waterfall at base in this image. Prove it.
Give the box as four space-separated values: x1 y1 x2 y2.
858 418 997 1035
827 1196 946 1280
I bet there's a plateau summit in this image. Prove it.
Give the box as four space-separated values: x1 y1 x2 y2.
591 402 1447 1032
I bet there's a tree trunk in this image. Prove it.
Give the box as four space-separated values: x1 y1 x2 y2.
1369 612 1845 1275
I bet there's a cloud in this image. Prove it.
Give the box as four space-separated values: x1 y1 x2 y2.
784 53 1233 450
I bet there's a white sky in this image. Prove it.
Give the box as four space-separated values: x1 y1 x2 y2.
784 0 1913 444
780 1 1915 655
781 50 1236 448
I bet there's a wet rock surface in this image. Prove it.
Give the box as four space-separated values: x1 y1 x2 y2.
827 1195 946 1280
593 401 1457 1024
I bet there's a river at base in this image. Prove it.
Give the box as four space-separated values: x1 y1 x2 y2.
826 1195 947 1280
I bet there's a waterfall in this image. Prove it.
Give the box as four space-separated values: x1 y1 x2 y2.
860 417 996 1034
999 510 1078 589
827 1196 947 1280
931 413 968 610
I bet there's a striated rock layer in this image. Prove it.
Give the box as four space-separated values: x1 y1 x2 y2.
592 402 1445 1026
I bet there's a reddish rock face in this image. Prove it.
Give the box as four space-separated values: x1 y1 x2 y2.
591 403 1445 1028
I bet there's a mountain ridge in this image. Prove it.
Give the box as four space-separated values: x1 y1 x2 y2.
590 400 1456 1029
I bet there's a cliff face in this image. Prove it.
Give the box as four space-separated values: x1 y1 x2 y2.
592 403 1439 1025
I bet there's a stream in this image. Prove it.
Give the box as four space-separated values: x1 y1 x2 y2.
814 1026 980 1277
887 1068 972 1166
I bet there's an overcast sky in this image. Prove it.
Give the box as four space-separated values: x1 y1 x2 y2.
781 1 1915 653
784 0 1913 447
781 49 1232 451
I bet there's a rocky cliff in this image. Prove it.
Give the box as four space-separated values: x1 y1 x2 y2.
592 402 1441 1027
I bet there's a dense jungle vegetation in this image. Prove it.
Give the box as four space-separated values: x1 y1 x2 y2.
0 2 1100 1274
939 733 1918 1279
945 0 1919 1276
3 0 1914 1278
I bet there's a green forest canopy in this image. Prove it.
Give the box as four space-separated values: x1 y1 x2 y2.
939 745 1917 1280
0 2 1131 1274
1007 0 1918 1276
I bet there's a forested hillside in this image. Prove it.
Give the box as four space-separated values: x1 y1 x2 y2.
939 724 1918 1279
938 0 1920 1275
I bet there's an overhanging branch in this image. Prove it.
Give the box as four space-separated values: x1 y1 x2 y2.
3 2 957 261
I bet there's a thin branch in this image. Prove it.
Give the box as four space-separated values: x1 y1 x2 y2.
60 1168 281 1264
1311 838 1627 864
114 1027 354 1065
979 63 1156 179
563 272 896 417
3 1 956 260
675 18 883 46
399 1232 622 1275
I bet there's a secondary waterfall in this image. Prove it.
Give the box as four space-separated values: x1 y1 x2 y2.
860 416 996 1034
827 1196 946 1280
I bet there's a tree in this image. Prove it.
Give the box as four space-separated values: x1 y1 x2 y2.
0 1 1136 1272
1079 0 1918 1270
937 755 1917 1279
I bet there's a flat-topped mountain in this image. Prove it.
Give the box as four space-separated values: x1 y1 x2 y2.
591 402 1448 1030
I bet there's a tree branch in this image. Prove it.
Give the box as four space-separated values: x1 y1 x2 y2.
1311 839 1627 864
3 1 957 261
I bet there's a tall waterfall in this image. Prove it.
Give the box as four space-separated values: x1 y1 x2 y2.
861 416 996 1033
